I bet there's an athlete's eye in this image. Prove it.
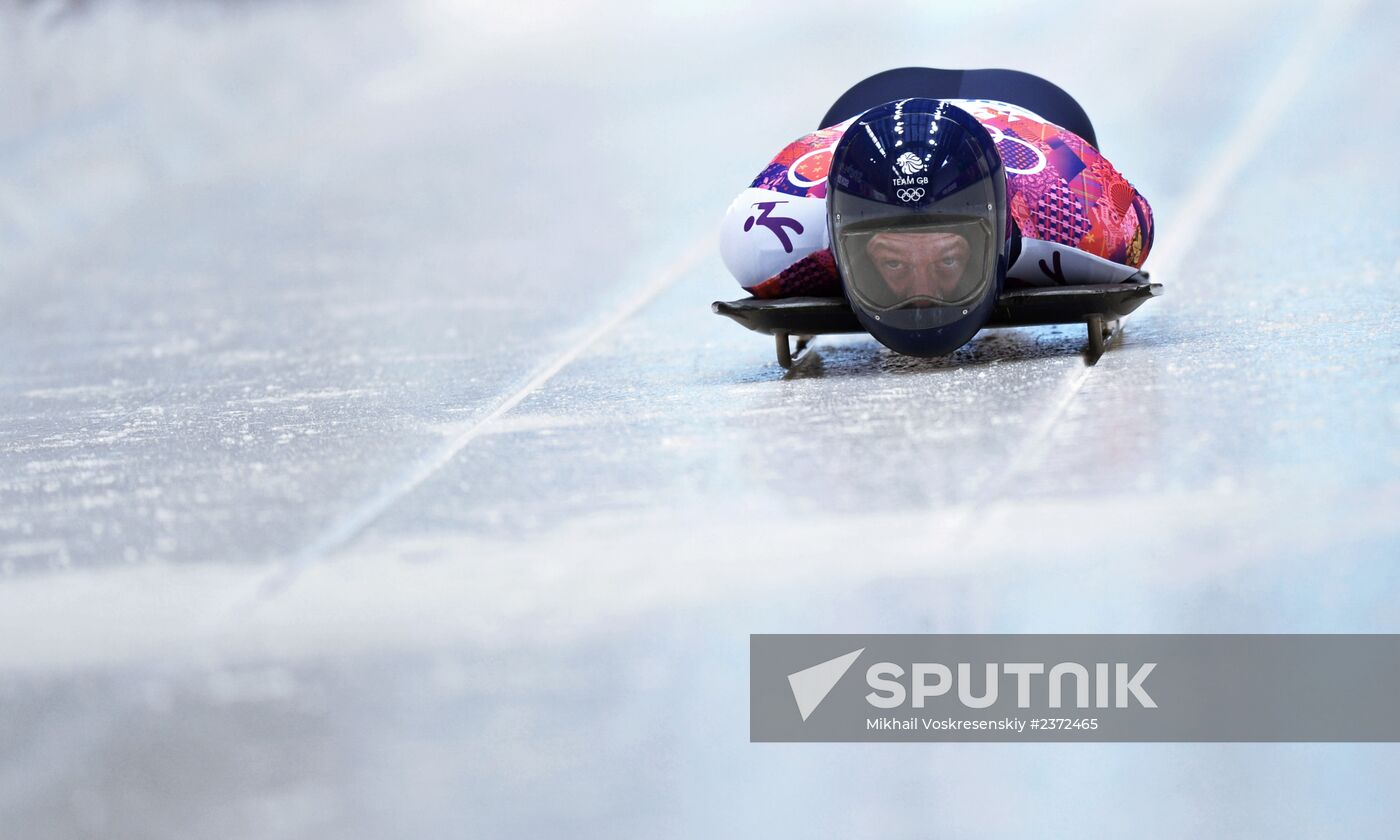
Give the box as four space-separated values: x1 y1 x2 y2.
882 260 905 271
941 256 961 268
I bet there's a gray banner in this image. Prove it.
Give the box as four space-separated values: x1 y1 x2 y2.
751 635 1400 742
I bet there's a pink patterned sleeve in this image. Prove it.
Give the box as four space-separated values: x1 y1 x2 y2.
967 103 1154 268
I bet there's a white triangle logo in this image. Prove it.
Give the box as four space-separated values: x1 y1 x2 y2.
787 648 865 721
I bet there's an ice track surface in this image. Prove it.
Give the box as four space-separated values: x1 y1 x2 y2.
2 0 1399 837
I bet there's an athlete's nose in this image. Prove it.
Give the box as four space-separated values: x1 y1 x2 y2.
923 264 959 296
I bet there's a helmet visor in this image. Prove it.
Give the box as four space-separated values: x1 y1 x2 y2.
836 215 996 311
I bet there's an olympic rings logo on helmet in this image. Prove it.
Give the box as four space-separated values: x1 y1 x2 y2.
896 187 925 203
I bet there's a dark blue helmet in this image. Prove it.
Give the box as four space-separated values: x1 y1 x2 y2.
827 99 1009 357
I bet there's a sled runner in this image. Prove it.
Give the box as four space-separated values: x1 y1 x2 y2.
712 277 1161 369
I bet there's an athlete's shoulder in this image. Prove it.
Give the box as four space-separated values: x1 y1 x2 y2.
952 99 1154 269
747 117 855 199
719 119 855 295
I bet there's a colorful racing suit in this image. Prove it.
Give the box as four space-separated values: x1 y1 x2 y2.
720 99 1154 298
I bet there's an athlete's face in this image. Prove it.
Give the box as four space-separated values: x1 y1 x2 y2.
865 231 972 301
